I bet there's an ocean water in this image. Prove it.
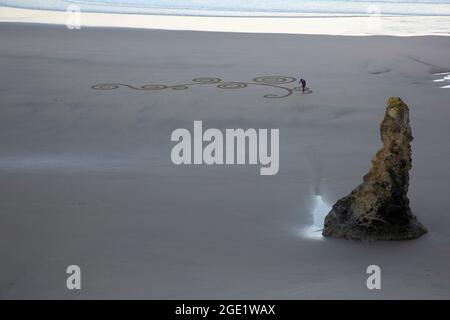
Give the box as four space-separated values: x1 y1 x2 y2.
2 0 450 16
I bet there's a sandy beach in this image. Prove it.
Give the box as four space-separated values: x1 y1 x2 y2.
0 21 450 299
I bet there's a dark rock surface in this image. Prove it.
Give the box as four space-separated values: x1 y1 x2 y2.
323 97 427 241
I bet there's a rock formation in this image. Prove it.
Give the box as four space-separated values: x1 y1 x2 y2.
323 97 427 241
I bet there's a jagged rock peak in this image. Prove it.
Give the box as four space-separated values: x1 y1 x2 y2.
323 97 427 241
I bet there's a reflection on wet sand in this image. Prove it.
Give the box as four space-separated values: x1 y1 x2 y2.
300 195 331 240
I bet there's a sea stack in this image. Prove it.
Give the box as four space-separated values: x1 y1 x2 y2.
323 97 427 241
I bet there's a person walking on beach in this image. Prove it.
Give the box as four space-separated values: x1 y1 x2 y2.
299 78 306 93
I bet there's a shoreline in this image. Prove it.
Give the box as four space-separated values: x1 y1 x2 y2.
1 6 450 36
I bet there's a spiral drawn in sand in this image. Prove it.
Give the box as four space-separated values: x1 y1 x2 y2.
91 83 167 90
91 83 122 90
217 82 248 89
92 76 313 99
253 76 296 84
192 77 222 83
140 84 167 90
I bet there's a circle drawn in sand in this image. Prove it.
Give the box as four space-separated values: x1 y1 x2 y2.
91 83 122 90
92 76 312 99
217 82 248 89
140 84 167 90
192 77 222 83
171 85 189 90
253 76 296 84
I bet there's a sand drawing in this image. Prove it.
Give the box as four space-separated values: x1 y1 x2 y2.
92 76 313 99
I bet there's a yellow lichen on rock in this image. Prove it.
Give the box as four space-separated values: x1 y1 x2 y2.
323 97 427 241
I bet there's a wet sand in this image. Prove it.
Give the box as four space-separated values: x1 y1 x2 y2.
0 23 450 299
